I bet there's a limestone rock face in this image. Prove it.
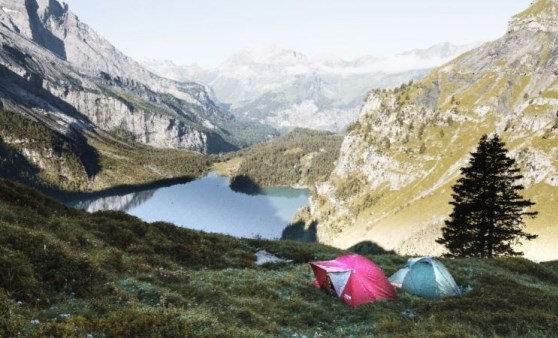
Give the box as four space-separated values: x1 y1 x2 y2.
0 0 275 154
303 0 558 262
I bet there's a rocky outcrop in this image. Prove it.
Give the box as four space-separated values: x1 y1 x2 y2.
508 0 558 33
304 0 558 262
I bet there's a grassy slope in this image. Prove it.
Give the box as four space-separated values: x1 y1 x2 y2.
0 110 95 191
0 179 557 337
0 109 219 193
214 128 343 188
0 111 341 195
85 131 216 191
309 29 558 260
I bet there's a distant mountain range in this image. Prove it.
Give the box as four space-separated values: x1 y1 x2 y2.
143 43 477 132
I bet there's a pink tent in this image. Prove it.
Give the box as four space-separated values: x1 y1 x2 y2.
310 254 397 307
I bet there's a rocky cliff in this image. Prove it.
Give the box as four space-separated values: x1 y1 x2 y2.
0 0 275 156
301 0 558 262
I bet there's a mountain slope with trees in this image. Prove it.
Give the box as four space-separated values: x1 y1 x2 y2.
0 0 277 192
215 128 343 188
297 0 558 261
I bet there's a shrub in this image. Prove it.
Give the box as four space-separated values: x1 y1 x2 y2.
100 308 191 337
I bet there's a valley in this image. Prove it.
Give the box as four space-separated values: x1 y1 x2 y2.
214 128 343 188
0 0 554 261
0 0 557 335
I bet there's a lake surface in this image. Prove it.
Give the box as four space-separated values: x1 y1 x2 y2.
67 172 309 239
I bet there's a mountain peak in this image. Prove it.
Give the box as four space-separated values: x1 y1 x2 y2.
0 0 70 59
509 0 558 32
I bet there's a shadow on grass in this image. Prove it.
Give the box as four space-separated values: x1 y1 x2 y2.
0 140 40 186
281 220 317 242
348 241 396 255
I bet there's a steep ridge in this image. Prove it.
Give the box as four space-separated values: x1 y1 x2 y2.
300 0 558 262
143 44 475 132
0 0 276 156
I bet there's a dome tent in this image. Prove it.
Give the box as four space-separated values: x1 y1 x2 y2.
310 254 397 307
389 257 461 299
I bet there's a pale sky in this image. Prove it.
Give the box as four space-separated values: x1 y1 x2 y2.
64 0 531 68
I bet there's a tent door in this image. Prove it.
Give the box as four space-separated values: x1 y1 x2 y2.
327 270 352 297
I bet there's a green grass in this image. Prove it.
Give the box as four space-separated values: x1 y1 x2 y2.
0 179 557 336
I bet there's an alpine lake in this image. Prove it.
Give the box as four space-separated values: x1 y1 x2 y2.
61 172 309 239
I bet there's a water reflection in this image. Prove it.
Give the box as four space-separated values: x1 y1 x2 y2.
70 189 156 212
66 172 309 239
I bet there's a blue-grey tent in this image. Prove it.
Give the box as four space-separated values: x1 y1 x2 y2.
389 257 461 299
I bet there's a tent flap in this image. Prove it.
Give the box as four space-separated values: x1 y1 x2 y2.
328 270 352 297
389 267 409 285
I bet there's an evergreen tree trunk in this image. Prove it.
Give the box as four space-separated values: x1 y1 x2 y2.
487 224 494 258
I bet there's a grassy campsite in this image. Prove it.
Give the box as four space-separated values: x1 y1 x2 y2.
0 178 557 337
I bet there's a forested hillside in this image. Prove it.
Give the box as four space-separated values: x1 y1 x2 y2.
215 128 343 188
0 108 216 193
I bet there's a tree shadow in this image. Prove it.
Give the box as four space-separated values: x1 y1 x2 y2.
281 220 317 242
348 241 396 255
229 174 263 195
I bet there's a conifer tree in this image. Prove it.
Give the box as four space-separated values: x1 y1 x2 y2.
437 134 537 258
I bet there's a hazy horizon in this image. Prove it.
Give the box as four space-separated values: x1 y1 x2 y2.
63 0 531 68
